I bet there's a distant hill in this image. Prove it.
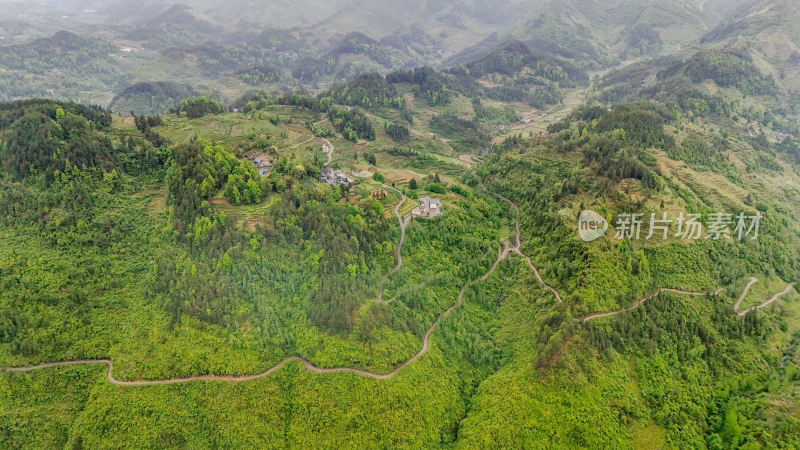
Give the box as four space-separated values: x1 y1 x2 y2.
191 0 349 29
125 4 225 49
0 30 120 102
0 30 115 73
291 32 418 83
449 40 589 85
595 48 786 125
509 3 609 69
507 0 756 65
658 49 780 96
306 0 531 66
109 81 199 115
0 0 793 107
701 0 800 92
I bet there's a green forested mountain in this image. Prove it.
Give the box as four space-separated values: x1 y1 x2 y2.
0 0 777 107
657 50 781 97
505 0 756 66
323 72 404 108
0 30 115 72
108 81 200 115
1 101 115 180
125 4 224 49
1 1 800 448
594 48 797 135
0 30 120 102
701 0 800 92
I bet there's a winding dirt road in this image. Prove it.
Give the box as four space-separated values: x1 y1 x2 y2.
290 136 316 149
581 287 723 322
483 186 563 303
290 134 333 165
482 183 795 323
377 185 407 303
3 185 796 383
734 277 760 313
736 280 796 316
580 277 796 322
323 139 333 164
3 223 512 383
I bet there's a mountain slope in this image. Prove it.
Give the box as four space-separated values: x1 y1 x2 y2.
507 0 756 64
701 0 800 92
0 30 123 103
125 4 225 49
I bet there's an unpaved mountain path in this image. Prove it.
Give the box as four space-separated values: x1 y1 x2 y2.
482 183 795 323
3 186 796 382
4 215 512 383
580 277 795 322
377 185 407 303
581 287 724 322
487 189 563 303
323 139 333 164
290 136 316 149
734 277 760 313
290 135 333 164
736 280 796 316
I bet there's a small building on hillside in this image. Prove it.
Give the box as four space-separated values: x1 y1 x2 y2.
319 165 353 185
253 157 272 168
334 169 353 185
247 153 273 176
320 165 335 183
405 196 443 221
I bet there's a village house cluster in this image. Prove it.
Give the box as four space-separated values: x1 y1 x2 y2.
245 152 272 177
404 196 442 222
319 165 353 185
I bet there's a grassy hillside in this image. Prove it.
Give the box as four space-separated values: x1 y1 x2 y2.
2 3 800 443
2 65 800 447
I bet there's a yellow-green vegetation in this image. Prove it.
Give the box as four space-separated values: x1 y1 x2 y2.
2 62 800 449
4 1 800 446
1 364 107 447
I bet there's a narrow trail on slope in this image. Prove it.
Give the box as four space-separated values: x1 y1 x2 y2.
323 139 333 164
480 183 563 303
377 185 407 303
736 280 797 316
290 136 316 149
580 278 796 322
3 228 512 384
3 183 796 382
580 287 724 322
734 277 759 313
479 182 795 322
